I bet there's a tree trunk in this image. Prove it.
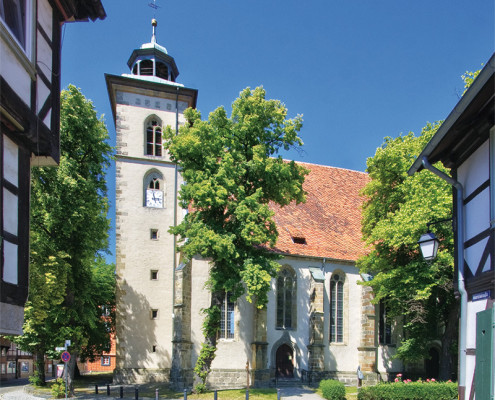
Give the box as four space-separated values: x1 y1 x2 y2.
439 300 459 381
35 351 46 385
194 291 223 386
66 350 78 396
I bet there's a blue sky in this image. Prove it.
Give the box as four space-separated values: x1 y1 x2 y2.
60 0 494 263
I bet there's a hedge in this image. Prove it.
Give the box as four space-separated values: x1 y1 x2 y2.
320 379 346 400
357 381 458 400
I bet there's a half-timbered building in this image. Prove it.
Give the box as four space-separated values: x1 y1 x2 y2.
409 52 494 400
0 0 105 337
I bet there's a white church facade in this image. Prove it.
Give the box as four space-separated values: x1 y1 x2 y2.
107 21 424 389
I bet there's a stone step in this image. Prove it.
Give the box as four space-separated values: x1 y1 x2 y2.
272 378 304 388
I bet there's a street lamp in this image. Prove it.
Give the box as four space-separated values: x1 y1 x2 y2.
418 231 440 261
417 218 452 261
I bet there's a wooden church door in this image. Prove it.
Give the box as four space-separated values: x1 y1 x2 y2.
276 344 294 378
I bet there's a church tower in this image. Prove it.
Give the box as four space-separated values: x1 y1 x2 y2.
106 19 197 384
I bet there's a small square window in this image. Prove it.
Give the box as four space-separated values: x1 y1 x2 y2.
151 309 158 319
151 270 158 280
150 229 158 240
101 356 111 366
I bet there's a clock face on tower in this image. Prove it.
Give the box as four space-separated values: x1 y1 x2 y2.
146 189 163 208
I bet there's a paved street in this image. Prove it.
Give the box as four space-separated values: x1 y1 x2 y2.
0 381 325 400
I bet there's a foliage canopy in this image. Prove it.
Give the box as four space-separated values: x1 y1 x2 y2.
14 85 114 391
358 123 456 369
164 86 307 384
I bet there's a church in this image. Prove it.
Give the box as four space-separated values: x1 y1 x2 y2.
105 20 421 389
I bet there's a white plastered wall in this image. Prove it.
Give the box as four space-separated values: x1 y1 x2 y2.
189 257 256 371
115 89 185 370
264 257 364 375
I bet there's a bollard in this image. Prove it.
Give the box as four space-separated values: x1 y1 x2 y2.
183 388 187 400
155 388 159 400
214 390 218 400
107 384 110 396
135 386 139 400
120 386 123 398
277 388 281 400
246 389 249 400
95 384 98 394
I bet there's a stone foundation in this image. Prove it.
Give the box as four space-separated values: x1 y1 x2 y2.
205 369 252 390
300 370 380 387
113 368 171 384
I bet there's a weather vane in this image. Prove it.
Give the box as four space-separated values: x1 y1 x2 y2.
148 0 160 10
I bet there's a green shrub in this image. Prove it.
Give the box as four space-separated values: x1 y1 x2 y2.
194 382 207 393
51 378 66 399
320 379 346 400
357 381 458 400
28 374 44 387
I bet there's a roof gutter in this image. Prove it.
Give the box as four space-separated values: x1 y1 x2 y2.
421 156 466 396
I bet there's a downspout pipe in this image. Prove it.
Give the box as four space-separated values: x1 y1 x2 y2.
421 156 466 396
172 88 179 339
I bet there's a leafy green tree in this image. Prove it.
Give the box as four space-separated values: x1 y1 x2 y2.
358 124 457 380
358 70 481 380
15 85 113 393
164 87 307 387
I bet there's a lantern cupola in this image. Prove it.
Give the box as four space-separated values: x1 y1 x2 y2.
127 19 179 83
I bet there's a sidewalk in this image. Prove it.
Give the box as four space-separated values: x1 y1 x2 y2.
2 388 324 400
0 379 325 400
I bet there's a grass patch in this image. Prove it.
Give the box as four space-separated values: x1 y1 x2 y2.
71 374 278 399
76 386 278 399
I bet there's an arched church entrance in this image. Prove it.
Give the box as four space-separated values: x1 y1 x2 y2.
276 344 294 378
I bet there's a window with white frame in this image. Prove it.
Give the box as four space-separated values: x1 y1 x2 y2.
145 117 162 156
276 266 296 329
219 292 235 339
0 0 33 56
330 273 344 343
0 0 26 47
101 356 110 366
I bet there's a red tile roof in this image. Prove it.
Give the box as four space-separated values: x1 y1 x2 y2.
270 162 369 262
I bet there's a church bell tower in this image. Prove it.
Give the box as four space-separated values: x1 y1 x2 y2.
106 19 197 384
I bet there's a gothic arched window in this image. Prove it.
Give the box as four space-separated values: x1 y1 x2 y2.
145 117 162 156
276 266 296 329
219 292 235 339
330 273 344 343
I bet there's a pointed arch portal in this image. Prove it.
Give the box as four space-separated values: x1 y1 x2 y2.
276 344 294 378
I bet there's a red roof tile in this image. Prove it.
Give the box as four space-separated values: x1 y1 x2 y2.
270 162 369 262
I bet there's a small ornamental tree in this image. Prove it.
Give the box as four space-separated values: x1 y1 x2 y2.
164 87 307 386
